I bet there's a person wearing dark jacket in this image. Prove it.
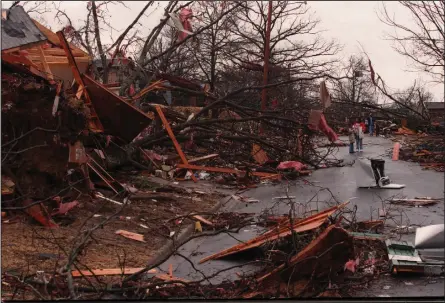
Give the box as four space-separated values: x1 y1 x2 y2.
368 113 374 136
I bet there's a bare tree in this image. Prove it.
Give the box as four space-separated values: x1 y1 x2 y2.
185 1 242 93
213 1 340 113
387 81 435 119
227 1 340 76
331 55 377 104
378 1 445 83
144 26 199 79
8 1 55 27
119 1 243 96
54 1 154 83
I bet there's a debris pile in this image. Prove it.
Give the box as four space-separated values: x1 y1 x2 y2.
391 134 445 171
1 21 341 229
2 4 443 301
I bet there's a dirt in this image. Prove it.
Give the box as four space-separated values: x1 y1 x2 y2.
1 183 223 277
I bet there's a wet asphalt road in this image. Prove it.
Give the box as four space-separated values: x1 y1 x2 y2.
155 135 444 297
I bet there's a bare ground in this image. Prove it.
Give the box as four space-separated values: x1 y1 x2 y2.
1 184 223 278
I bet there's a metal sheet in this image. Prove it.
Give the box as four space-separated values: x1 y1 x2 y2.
82 75 153 142
355 158 376 187
414 224 444 249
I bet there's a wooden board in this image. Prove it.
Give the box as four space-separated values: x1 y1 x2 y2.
115 230 145 242
32 19 88 56
155 105 198 183
176 164 281 179
189 154 219 163
27 47 88 57
27 55 90 64
56 31 103 132
37 46 54 82
193 215 213 226
251 144 268 165
72 268 157 277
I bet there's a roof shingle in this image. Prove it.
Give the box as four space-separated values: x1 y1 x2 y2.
1 6 47 51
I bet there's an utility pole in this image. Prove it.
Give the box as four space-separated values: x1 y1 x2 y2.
260 0 272 134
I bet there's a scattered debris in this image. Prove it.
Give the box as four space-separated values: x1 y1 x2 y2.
389 198 440 207
1 4 443 300
71 268 157 277
199 201 349 263
193 215 213 226
115 230 145 242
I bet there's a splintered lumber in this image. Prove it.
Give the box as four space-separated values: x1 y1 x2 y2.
56 31 103 132
72 268 157 277
37 46 54 83
199 201 349 264
188 154 219 163
155 105 198 183
260 174 281 180
389 198 440 207
115 230 145 242
176 164 281 179
256 225 353 283
193 215 213 226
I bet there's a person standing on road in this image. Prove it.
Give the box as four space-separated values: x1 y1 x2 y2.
368 113 374 136
348 122 355 153
353 119 364 152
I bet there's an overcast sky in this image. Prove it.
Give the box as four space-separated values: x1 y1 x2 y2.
3 1 444 102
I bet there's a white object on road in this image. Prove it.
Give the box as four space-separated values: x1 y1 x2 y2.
414 224 444 249
355 158 405 189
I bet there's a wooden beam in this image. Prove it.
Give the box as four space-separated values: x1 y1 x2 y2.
188 153 219 163
27 47 88 57
1 40 47 53
28 55 90 64
56 31 103 132
72 268 157 277
154 105 198 183
37 46 54 83
176 163 281 178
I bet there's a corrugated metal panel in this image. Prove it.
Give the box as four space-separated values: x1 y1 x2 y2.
1 6 47 51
